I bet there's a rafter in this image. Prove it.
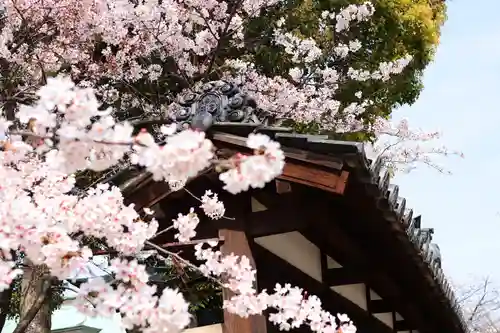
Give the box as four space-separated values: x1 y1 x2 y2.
252 244 393 333
370 299 394 314
247 206 307 238
298 191 427 333
325 267 364 286
394 320 412 331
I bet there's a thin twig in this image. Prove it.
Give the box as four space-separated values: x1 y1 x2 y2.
152 225 175 238
183 187 235 221
144 240 224 287
159 237 222 248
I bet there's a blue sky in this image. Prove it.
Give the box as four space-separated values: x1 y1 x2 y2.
391 0 500 286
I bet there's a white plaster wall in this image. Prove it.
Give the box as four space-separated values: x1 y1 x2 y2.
373 313 393 329
370 290 382 300
395 312 409 333
252 225 406 332
331 284 367 310
255 234 373 311
326 258 367 310
251 197 267 212
369 289 393 328
255 232 322 282
326 256 342 269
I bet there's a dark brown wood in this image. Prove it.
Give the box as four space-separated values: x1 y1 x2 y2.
275 180 292 194
211 132 343 171
249 184 297 211
252 244 393 333
370 299 393 314
247 207 307 238
297 191 425 333
118 137 460 333
342 181 454 333
210 132 347 194
325 267 364 286
125 169 214 211
366 285 372 315
280 163 348 194
124 180 170 210
394 320 412 331
336 171 349 194
219 229 267 333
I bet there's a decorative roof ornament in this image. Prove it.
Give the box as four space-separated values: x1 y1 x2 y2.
172 81 272 132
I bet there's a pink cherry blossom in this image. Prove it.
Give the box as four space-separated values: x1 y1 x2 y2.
0 0 461 332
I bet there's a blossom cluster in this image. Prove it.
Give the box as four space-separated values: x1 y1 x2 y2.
73 242 356 333
0 0 446 171
0 76 317 333
194 242 357 333
0 0 453 331
368 118 464 174
0 73 361 333
75 259 191 333
217 1 412 134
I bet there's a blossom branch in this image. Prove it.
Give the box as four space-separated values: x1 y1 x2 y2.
144 240 225 288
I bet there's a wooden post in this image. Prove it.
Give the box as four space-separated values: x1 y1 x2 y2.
219 229 267 333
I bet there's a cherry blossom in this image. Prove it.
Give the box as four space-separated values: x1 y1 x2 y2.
0 260 22 292
0 0 458 332
369 118 464 174
173 209 200 243
219 133 286 194
200 190 226 220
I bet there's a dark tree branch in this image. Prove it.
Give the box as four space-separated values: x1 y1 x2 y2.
130 117 174 128
203 0 245 79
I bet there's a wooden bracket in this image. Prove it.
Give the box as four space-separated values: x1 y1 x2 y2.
279 162 349 195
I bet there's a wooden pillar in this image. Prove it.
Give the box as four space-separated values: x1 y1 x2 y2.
219 228 267 333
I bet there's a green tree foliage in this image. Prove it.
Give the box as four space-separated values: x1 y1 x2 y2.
235 0 446 138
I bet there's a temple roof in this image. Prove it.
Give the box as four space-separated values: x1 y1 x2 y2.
104 80 466 333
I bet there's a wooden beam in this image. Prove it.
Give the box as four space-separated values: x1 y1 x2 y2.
366 285 373 315
212 132 344 171
248 184 296 211
219 229 267 333
325 268 364 286
124 169 214 211
252 244 393 333
394 320 413 331
299 193 425 333
339 183 448 333
211 132 348 194
149 187 307 244
370 299 394 314
279 163 348 194
152 204 307 242
124 178 168 210
247 206 307 238
275 180 292 194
